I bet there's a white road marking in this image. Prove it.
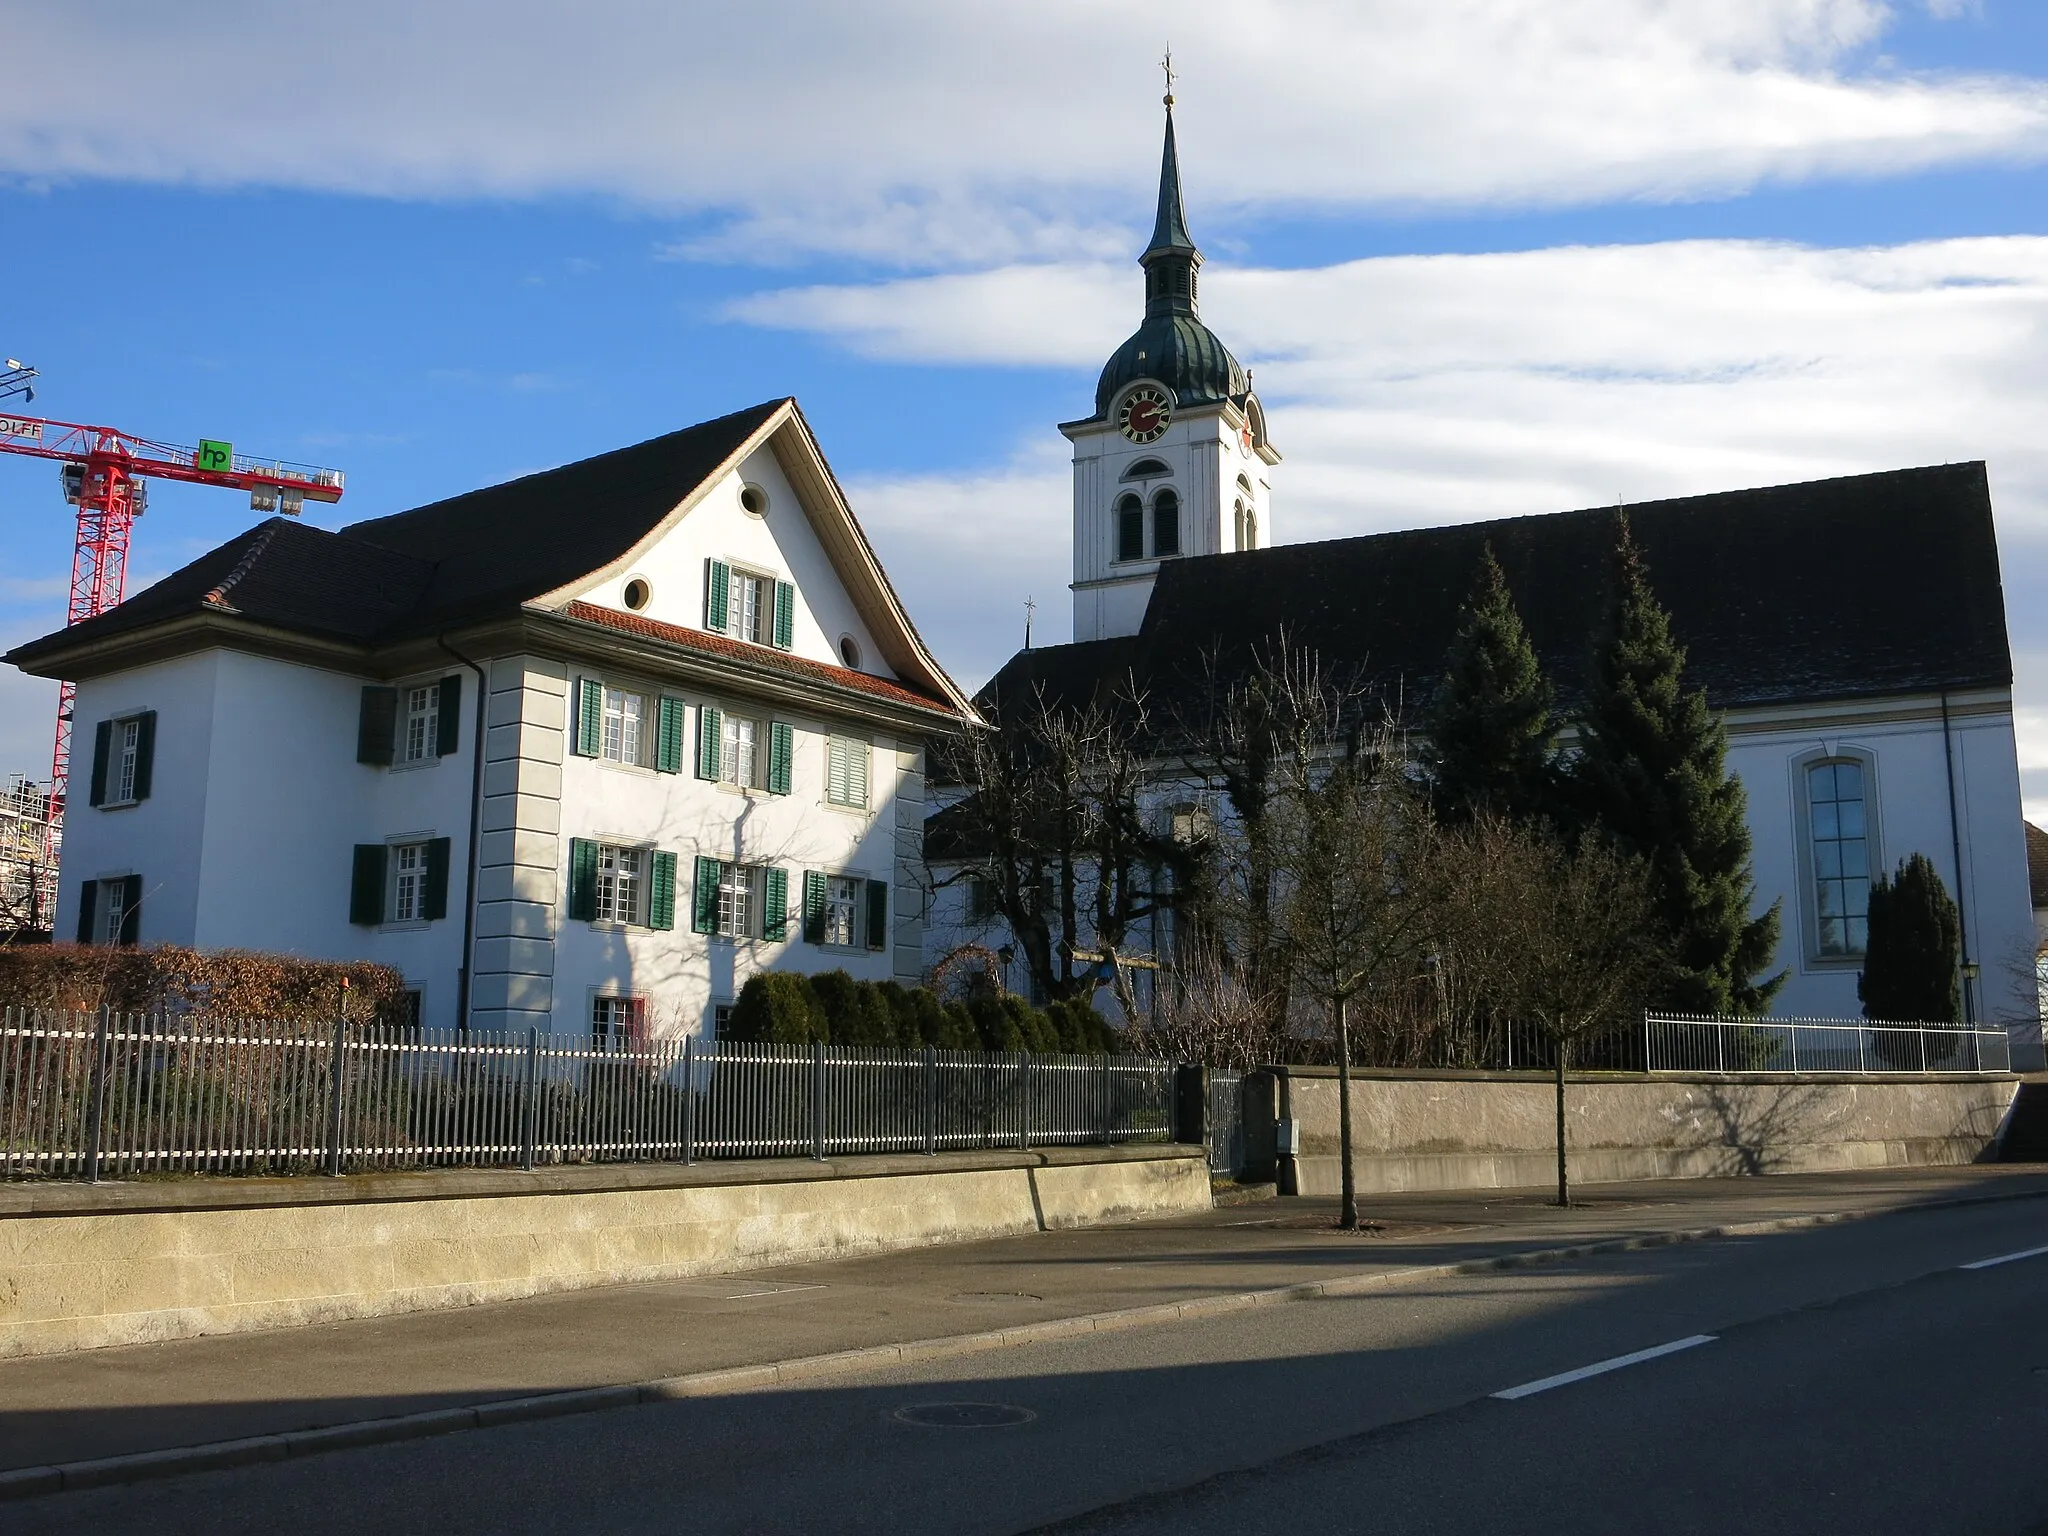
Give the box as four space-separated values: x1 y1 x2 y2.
1492 1335 1718 1401
723 1283 828 1300
1959 1244 2048 1271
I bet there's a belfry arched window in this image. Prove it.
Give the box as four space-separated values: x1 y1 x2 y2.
1116 494 1145 562
1152 489 1180 557
1122 458 1170 481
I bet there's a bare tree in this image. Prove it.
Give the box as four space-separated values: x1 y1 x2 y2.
1273 708 1442 1231
936 678 1191 1017
1129 940 1285 1070
1446 815 1668 1205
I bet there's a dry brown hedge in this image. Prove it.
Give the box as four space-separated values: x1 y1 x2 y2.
0 944 410 1023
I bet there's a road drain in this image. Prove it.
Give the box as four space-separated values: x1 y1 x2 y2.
893 1402 1038 1429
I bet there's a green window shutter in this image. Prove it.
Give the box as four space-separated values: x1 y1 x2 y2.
436 675 462 756
826 737 847 806
696 706 723 780
865 878 889 952
655 696 685 774
356 687 397 766
350 845 386 926
802 870 827 944
692 855 721 934
567 838 598 922
75 880 97 944
763 867 789 941
705 559 730 633
131 711 157 802
88 721 113 807
118 875 142 946
423 837 452 921
767 721 793 795
573 678 604 757
649 850 678 931
847 738 868 809
772 580 795 650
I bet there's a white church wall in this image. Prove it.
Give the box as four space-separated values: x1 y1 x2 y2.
579 445 888 678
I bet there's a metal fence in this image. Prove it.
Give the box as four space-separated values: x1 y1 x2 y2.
1205 1070 1244 1176
1644 1014 2012 1075
0 1008 1176 1182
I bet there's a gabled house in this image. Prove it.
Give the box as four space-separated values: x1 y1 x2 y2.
6 399 977 1038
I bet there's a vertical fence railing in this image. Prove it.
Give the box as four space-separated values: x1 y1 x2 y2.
1644 1013 2011 1075
0 1008 1177 1182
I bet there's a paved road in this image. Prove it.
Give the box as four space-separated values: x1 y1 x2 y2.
11 1187 2047 1534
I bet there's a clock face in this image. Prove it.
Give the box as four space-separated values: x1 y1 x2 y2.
1117 385 1173 444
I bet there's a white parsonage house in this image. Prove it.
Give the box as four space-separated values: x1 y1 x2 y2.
8 399 977 1037
925 98 2046 1065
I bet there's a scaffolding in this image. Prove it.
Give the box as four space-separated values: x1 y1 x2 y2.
0 777 59 940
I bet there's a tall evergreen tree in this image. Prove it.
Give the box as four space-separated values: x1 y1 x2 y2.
1858 853 1962 1024
1571 515 1783 1014
1423 545 1557 824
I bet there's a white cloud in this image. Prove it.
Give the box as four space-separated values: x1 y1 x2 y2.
1 2 2044 265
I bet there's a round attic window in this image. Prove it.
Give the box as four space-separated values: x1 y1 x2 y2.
838 635 863 669
739 484 769 516
622 578 651 611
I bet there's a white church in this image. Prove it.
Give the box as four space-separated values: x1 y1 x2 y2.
9 93 2041 1062
923 96 2044 1064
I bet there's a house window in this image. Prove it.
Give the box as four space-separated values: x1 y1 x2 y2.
1116 495 1144 562
729 568 769 644
1808 760 1870 957
824 875 863 947
99 879 129 946
591 994 645 1046
826 735 870 809
1152 489 1180 557
113 719 142 802
602 686 648 765
390 841 430 923
596 844 646 925
711 1001 734 1037
716 861 757 939
722 715 759 788
966 873 998 924
402 685 439 764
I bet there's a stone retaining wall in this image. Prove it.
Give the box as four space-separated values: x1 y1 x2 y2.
1238 1069 2018 1196
0 1145 1209 1359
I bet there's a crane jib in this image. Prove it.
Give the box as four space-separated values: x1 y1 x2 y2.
0 416 42 441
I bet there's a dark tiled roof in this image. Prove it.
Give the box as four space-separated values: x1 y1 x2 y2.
2027 822 2048 911
8 402 785 665
990 463 2012 727
561 600 952 715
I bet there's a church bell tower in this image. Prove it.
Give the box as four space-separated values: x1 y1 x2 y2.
1061 77 1279 644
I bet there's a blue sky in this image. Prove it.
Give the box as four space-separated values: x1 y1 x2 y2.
3 1 2048 818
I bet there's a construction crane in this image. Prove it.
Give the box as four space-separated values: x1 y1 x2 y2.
0 384 346 843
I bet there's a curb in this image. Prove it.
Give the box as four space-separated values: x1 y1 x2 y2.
5 1182 2043 1501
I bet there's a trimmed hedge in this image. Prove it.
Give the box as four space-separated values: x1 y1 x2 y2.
0 943 411 1024
723 970 1120 1053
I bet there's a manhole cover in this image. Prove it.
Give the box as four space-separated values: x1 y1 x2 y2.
893 1402 1037 1429
949 1291 1044 1305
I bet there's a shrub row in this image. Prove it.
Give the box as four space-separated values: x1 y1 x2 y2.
726 971 1119 1055
0 943 412 1025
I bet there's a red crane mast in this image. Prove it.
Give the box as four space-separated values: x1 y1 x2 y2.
0 407 345 842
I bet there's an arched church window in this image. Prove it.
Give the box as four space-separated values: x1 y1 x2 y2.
1233 500 1248 552
1116 495 1145 562
1803 758 1874 958
1152 489 1180 557
1122 458 1170 481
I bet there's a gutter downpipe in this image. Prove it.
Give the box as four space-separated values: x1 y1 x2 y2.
439 636 490 1034
1939 688 1976 1026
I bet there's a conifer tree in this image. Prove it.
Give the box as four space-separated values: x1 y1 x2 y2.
1859 853 1962 1025
1423 544 1556 824
1571 515 1783 1014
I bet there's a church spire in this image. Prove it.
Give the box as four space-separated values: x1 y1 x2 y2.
1140 57 1201 319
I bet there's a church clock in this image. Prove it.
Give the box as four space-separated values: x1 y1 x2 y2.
1117 385 1173 444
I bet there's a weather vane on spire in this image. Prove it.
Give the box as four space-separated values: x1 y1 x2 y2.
1162 47 1176 107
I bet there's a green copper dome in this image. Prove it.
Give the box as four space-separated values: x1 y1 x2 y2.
1092 99 1248 418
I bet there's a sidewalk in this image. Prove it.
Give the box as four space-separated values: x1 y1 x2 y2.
5 1165 2046 1482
